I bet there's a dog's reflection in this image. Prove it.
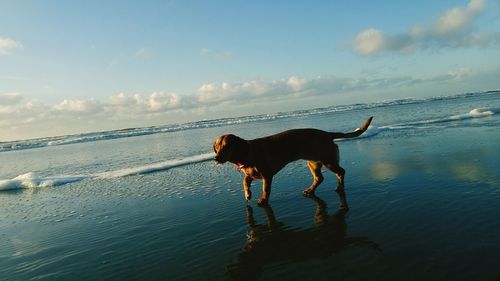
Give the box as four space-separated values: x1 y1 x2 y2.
228 196 380 280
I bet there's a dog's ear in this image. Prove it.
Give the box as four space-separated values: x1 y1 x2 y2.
213 134 236 154
213 137 220 153
214 135 232 163
225 134 248 160
224 134 245 151
224 134 238 146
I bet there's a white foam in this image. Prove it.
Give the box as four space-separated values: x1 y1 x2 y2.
95 153 214 179
0 172 89 191
0 153 215 191
450 108 496 120
335 107 497 142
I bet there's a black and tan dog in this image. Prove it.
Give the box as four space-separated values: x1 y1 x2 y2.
213 117 373 205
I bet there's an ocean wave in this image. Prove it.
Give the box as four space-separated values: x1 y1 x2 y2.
1 105 497 191
0 153 215 191
1 91 498 153
450 108 497 120
336 107 498 141
0 173 89 191
94 153 214 178
396 107 498 128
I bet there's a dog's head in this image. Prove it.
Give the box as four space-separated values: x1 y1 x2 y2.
213 134 248 164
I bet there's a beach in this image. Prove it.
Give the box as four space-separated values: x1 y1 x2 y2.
1 91 499 280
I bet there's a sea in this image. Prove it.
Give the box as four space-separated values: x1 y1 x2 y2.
1 90 499 281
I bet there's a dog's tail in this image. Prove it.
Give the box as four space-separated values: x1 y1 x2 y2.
330 116 373 139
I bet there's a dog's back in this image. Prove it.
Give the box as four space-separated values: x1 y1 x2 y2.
250 128 335 162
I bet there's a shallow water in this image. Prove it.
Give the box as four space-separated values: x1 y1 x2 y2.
1 92 499 280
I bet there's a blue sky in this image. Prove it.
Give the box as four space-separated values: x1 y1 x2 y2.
1 0 500 141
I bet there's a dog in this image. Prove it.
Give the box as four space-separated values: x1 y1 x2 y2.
213 116 373 205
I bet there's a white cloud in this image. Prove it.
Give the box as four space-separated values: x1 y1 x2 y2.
0 92 23 105
447 66 473 80
196 83 226 103
135 47 152 59
194 75 411 106
354 29 385 56
0 37 23 55
199 48 212 56
54 98 103 114
352 0 498 56
434 0 480 35
108 92 132 106
196 79 292 105
199 47 233 61
148 92 181 111
108 92 183 112
286 76 307 92
214 51 233 61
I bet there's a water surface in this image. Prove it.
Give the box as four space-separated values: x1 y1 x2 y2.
1 91 499 280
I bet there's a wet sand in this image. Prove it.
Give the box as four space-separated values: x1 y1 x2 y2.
1 123 499 280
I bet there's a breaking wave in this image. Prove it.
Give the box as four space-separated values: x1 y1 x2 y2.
336 107 498 140
0 153 214 191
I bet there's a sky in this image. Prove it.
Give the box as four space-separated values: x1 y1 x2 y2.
1 0 500 141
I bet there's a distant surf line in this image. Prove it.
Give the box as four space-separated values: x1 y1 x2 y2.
1 90 498 153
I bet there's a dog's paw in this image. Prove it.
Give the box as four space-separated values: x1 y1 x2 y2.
302 189 315 197
257 197 268 206
339 203 349 211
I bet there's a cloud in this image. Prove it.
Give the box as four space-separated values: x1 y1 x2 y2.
146 92 182 111
352 0 500 56
447 66 473 80
199 48 233 61
434 0 484 35
199 48 211 56
354 29 386 56
0 92 23 106
196 79 296 105
286 76 307 92
193 75 427 107
135 47 152 59
108 92 183 112
54 98 103 115
0 37 23 55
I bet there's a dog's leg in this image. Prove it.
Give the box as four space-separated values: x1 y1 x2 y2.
335 166 345 192
258 176 273 206
303 161 324 197
324 163 345 191
243 175 253 201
